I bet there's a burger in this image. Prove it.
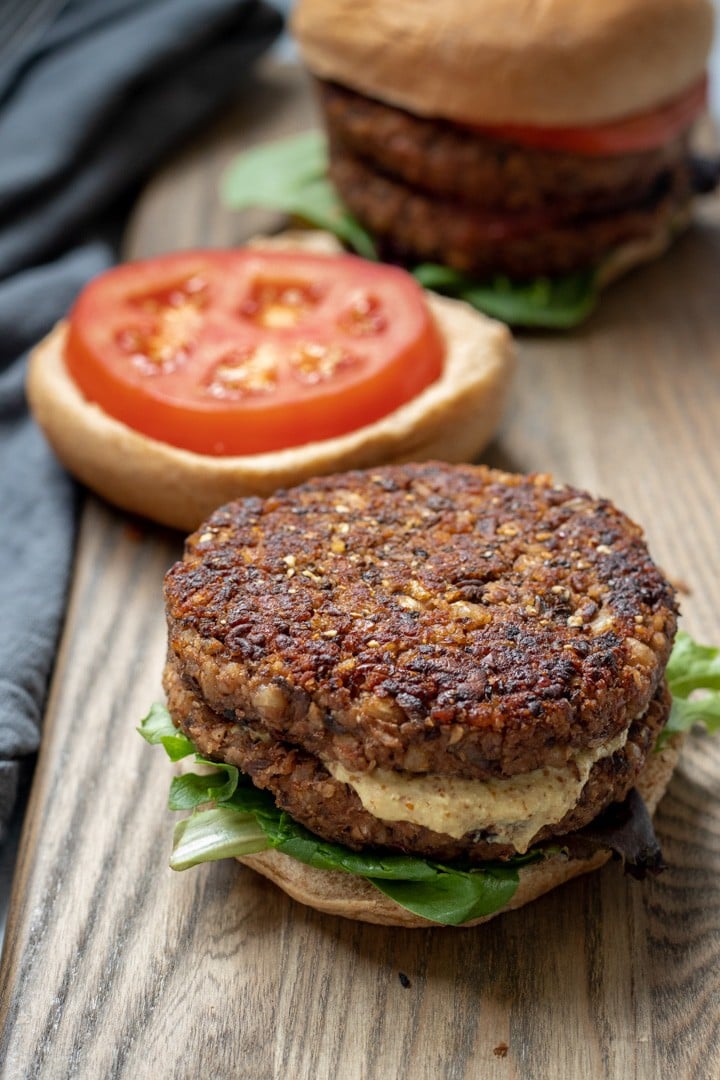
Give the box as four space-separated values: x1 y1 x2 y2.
290 0 718 322
143 461 704 927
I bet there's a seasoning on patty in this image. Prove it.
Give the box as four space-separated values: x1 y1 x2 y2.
160 462 682 922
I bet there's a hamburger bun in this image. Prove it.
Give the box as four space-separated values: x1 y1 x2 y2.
238 735 683 927
293 0 714 126
26 233 514 532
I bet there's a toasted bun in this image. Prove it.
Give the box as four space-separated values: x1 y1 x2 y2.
238 736 683 927
293 0 713 126
26 233 514 532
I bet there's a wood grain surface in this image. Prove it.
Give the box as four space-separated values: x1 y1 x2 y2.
2 61 720 1080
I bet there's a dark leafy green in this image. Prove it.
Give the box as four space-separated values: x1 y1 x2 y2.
413 263 598 329
373 868 520 925
220 130 600 328
561 788 665 879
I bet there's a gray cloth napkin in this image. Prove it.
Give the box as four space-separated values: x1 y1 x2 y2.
0 0 282 837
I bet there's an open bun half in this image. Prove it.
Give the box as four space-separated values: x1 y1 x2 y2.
26 233 514 532
238 736 683 927
293 0 713 126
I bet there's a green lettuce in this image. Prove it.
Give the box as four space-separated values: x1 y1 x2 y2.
412 262 598 330
660 632 720 747
138 633 720 925
138 701 194 761
220 130 377 260
220 130 599 329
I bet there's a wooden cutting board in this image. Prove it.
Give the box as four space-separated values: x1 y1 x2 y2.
1 62 719 1080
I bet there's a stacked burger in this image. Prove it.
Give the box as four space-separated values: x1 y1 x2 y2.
161 462 682 926
293 0 717 287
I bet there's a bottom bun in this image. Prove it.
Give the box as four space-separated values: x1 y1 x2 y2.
596 206 692 290
238 736 683 927
26 233 513 532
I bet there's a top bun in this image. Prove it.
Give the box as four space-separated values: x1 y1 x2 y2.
293 0 714 126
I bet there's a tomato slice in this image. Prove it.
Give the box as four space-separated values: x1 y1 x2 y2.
471 78 707 156
66 249 444 456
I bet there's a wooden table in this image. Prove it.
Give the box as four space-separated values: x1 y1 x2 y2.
2 62 720 1079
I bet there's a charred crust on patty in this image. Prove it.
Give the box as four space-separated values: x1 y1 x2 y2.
164 463 678 781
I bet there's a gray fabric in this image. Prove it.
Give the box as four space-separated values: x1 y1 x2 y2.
0 0 282 839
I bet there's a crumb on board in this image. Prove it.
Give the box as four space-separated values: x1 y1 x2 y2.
493 1043 509 1058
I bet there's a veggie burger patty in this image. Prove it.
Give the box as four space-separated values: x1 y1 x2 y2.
164 462 677 862
320 80 704 279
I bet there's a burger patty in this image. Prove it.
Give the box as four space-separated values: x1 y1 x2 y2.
165 463 677 781
329 149 689 279
320 80 691 215
164 658 671 863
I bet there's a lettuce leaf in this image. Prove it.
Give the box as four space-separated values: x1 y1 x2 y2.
373 868 519 925
171 808 268 870
168 758 239 810
220 130 599 329
413 263 598 329
137 701 194 761
220 130 377 260
659 632 720 747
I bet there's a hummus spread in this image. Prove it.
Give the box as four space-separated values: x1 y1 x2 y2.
326 730 628 853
